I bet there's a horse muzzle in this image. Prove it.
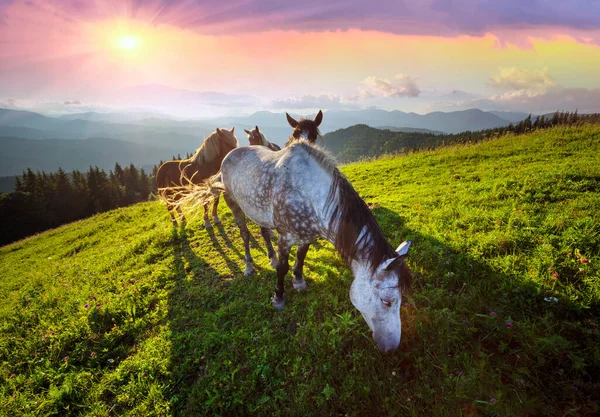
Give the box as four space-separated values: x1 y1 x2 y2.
373 330 400 354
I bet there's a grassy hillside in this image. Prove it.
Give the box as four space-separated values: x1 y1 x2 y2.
1 125 599 416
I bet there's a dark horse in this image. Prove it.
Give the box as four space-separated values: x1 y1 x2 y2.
184 141 412 353
260 110 323 289
285 110 323 146
156 127 238 227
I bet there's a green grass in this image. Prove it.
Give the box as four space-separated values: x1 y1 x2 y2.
1 125 599 416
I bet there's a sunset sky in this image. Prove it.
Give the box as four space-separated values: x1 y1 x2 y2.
1 0 600 117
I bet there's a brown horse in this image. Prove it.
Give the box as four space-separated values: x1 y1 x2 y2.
156 127 238 227
244 125 281 151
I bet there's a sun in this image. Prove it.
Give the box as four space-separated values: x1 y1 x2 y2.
118 35 140 50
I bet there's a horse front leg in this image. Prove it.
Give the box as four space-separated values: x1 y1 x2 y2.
260 227 278 268
223 194 254 276
292 244 309 291
211 193 221 225
273 237 291 310
203 203 212 229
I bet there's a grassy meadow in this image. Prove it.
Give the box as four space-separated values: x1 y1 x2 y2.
1 125 599 416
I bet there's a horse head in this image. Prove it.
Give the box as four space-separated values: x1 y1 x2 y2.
349 241 412 353
215 127 238 155
244 125 264 146
286 110 323 144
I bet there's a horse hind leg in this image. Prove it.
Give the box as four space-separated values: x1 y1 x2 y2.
211 193 221 225
223 194 255 276
291 244 309 291
176 205 186 224
203 203 212 229
260 227 278 268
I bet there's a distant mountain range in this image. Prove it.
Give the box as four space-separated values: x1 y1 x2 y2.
0 136 176 177
0 107 531 179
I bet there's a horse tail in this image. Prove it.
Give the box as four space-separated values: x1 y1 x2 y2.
174 171 226 213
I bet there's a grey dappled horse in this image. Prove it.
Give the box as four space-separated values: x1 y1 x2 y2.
192 141 413 353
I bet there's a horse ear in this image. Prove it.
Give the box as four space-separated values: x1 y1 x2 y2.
314 110 323 127
216 128 223 137
395 240 412 257
384 241 412 272
286 113 299 128
244 128 251 134
230 127 235 134
255 125 260 134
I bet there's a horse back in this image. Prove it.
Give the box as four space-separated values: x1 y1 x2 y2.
156 159 222 189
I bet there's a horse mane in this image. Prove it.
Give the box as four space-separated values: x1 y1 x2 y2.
288 142 410 290
253 130 281 151
287 141 337 173
257 132 268 146
191 130 237 166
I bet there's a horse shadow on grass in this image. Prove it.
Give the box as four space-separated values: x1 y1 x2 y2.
164 207 598 415
166 220 283 415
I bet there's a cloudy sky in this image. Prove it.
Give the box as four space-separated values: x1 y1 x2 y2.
1 0 599 117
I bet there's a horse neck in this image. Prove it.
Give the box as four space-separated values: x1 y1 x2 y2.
322 177 394 274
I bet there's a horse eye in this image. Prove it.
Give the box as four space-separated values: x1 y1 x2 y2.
381 298 392 307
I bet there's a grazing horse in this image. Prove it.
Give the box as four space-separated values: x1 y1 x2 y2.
244 125 281 151
188 141 412 353
156 127 237 227
285 110 323 146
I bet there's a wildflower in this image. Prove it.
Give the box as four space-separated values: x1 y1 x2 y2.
63 356 69 361
90 352 96 357
12 393 18 398
581 258 589 264
572 385 579 392
84 303 89 308
403 303 409 307
33 353 39 357
490 311 497 317
455 370 461 376
490 397 497 403
506 321 513 327
456 288 461 292
108 358 114 363
516 355 521 359
552 272 559 278
392 371 396 376
10 374 15 379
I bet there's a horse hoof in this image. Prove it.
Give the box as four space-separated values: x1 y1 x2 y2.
272 296 285 310
204 221 212 229
212 216 221 224
244 264 255 276
270 256 279 269
292 277 307 291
